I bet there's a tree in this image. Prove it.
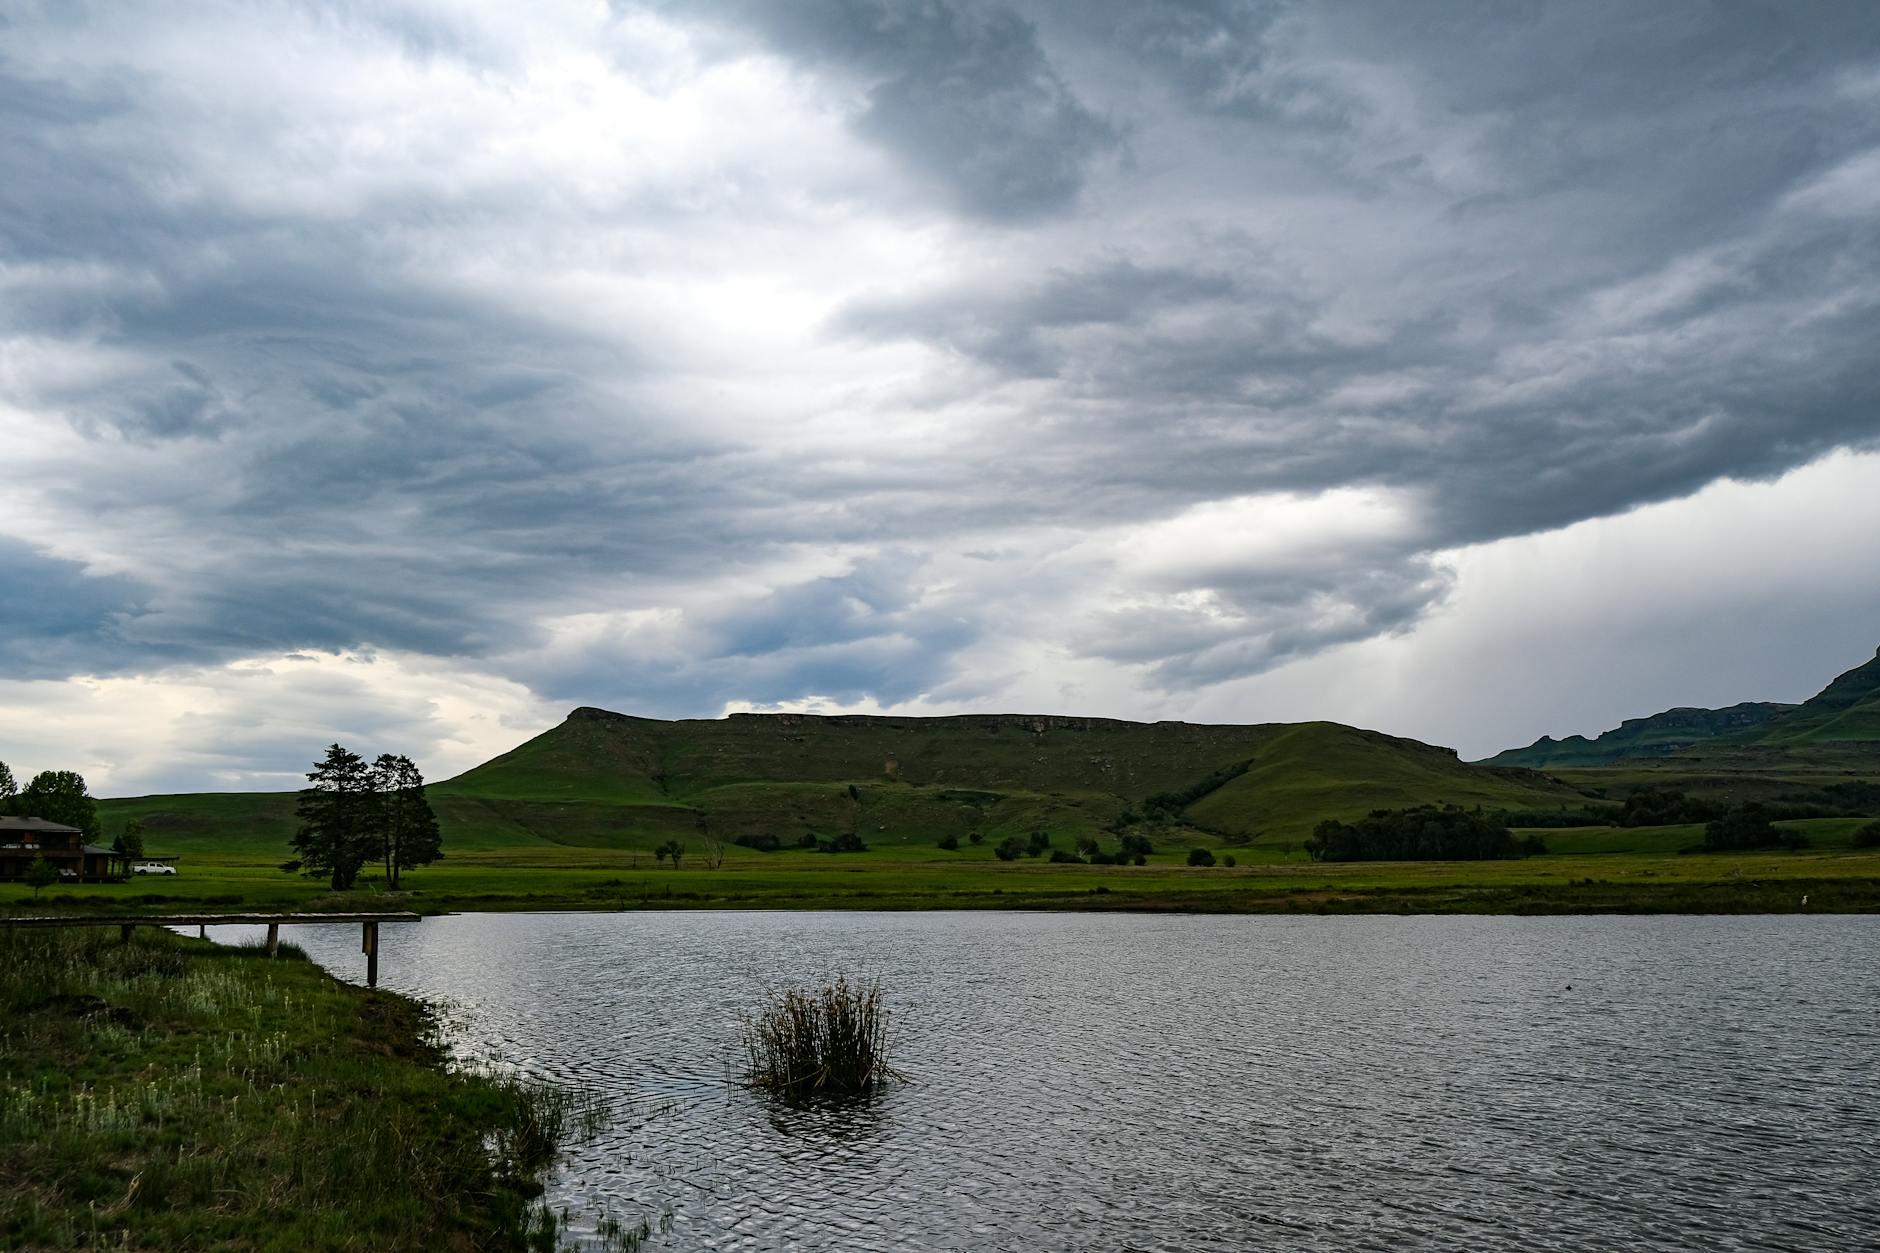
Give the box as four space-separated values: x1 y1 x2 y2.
994 835 1025 861
1855 820 1880 849
937 833 960 851
113 818 147 861
288 744 377 890
369 754 443 889
1702 805 1803 852
0 760 15 809
25 854 58 899
1186 847 1217 867
654 839 685 868
19 770 101 842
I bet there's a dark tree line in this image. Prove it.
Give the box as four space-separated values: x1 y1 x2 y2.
285 745 441 890
1306 806 1545 862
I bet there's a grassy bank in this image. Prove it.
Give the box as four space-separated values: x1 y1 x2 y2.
1 926 590 1250
6 841 1879 918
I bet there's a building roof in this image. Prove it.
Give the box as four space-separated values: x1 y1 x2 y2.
82 845 122 856
0 815 83 834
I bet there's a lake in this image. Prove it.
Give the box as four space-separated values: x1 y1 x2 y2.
207 911 1880 1250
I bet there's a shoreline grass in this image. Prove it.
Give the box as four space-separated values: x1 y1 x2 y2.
0 926 590 1250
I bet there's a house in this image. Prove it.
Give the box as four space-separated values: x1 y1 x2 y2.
0 815 130 883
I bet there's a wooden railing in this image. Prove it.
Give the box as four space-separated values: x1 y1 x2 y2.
0 912 421 987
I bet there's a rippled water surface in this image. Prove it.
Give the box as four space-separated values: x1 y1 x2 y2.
230 912 1879 1250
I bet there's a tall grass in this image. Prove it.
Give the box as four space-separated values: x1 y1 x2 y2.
0 925 601 1250
741 976 902 1099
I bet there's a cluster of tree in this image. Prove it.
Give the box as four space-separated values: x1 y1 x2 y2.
1855 820 1880 849
1306 806 1545 863
989 829 1152 865
0 762 103 841
1700 805 1809 852
1140 759 1251 821
654 840 686 866
284 745 441 890
727 830 867 854
735 833 784 852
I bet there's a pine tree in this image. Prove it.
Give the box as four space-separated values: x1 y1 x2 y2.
370 754 442 889
288 744 377 890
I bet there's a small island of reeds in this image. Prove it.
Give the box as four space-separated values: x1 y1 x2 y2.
741 976 903 1100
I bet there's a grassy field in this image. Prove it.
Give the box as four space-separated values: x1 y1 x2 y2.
0 925 597 1250
9 836 1879 917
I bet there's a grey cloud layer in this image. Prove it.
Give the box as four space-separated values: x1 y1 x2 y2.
2 0 1879 729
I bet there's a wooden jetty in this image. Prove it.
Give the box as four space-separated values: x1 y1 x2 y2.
0 912 421 987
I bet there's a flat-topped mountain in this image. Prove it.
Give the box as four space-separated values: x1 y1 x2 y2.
100 708 1582 854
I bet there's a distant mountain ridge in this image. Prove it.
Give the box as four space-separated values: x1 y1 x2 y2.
1481 702 1797 768
1483 644 1880 767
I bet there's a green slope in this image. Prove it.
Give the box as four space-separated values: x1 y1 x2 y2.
1190 722 1581 844
1746 648 1880 745
101 707 1588 857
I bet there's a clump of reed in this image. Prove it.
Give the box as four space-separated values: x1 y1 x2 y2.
740 976 902 1099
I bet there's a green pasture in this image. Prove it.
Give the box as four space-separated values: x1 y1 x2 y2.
9 838 1879 917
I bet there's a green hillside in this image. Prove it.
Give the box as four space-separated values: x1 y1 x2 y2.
1747 648 1880 745
1192 723 1580 843
98 708 1586 856
1482 702 1795 768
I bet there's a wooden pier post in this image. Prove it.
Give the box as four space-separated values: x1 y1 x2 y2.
198 923 207 939
267 922 280 957
362 920 379 988
119 923 134 944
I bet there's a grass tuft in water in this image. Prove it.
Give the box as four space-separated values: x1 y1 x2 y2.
740 976 903 1099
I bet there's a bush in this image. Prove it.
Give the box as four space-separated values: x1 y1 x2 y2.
937 834 959 851
1025 830 1051 857
967 831 984 845
1702 805 1806 851
821 831 867 853
735 833 782 853
994 836 1025 861
797 832 819 849
1186 847 1216 867
1222 854 1237 867
1855 820 1880 849
1047 849 1084 864
740 977 900 1100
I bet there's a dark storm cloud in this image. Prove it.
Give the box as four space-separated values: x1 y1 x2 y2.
680 0 1118 220
0 542 152 678
3 0 1880 744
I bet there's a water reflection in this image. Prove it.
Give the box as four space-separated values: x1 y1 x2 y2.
209 912 1880 1251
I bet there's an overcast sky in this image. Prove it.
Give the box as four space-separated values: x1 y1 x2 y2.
3 1 1879 796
